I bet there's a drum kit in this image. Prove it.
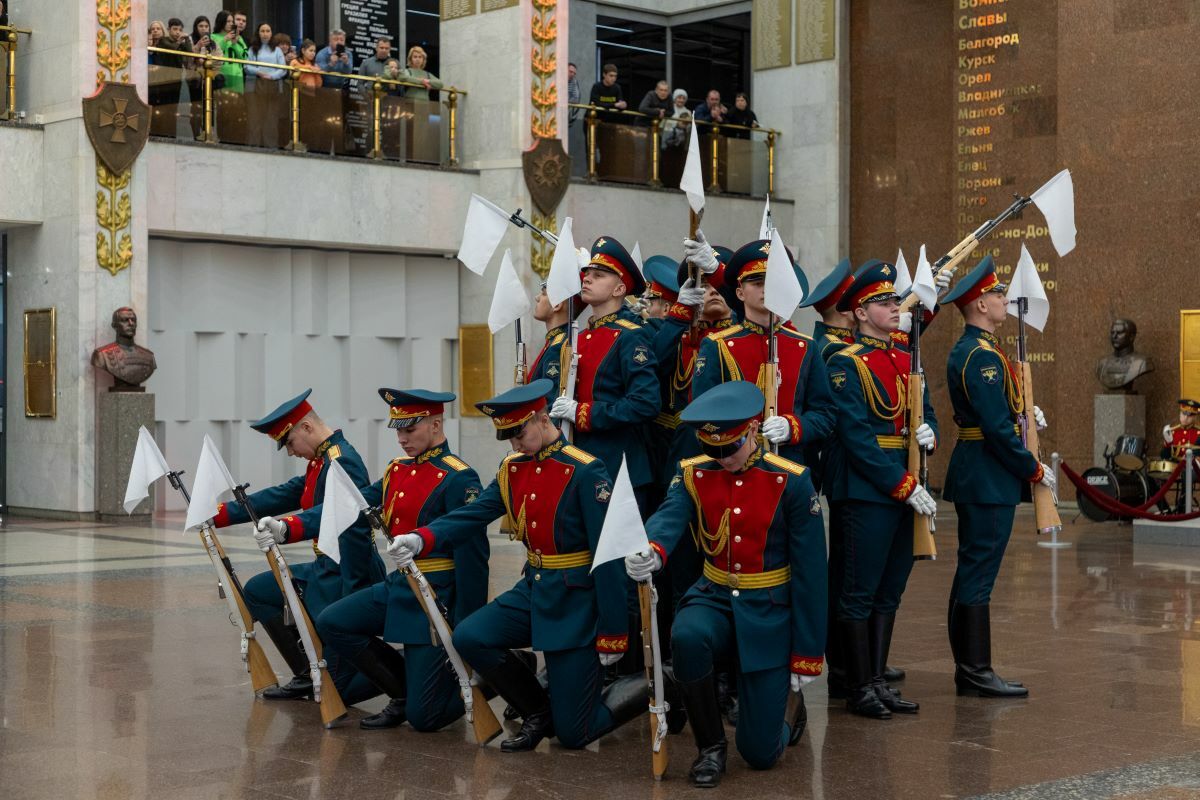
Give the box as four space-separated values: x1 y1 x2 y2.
1077 434 1193 522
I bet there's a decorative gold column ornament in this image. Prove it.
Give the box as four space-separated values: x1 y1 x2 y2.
89 0 137 276
522 0 569 279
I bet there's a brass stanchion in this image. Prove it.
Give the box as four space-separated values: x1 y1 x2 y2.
285 70 306 153
586 108 598 182
708 124 721 194
4 30 18 120
446 89 459 166
649 118 662 187
767 131 776 197
367 79 383 160
200 53 217 143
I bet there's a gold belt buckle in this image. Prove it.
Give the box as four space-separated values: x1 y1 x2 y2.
528 551 542 568
727 572 740 589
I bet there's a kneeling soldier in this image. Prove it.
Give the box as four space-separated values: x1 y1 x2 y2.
315 388 489 728
626 381 826 788
388 379 644 751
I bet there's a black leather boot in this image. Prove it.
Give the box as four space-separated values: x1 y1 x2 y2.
259 616 313 700
501 649 538 720
883 665 906 682
478 652 555 752
786 686 807 745
663 664 688 734
602 673 648 728
953 603 1028 698
679 672 727 788
350 639 409 729
716 670 739 725
869 612 918 714
841 618 890 719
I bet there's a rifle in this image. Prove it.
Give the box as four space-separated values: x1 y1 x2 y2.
363 506 503 745
167 469 277 693
687 208 706 330
1014 297 1062 534
231 482 348 727
900 194 1033 312
762 210 780 454
507 209 557 386
637 580 669 780
906 305 937 560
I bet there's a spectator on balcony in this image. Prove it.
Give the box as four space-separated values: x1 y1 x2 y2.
233 11 248 45
148 20 165 55
661 89 691 149
637 80 672 125
295 39 322 93
589 63 627 123
244 22 286 147
316 29 354 89
191 15 216 56
401 46 443 101
187 16 217 139
149 19 192 114
212 10 248 93
359 36 394 79
724 92 760 139
274 32 295 65
0 1 8 29
383 58 405 97
693 89 727 126
567 62 581 125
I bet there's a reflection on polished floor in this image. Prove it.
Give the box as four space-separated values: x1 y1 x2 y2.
3 510 1200 800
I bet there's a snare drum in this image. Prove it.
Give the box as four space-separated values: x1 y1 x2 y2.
1147 459 1178 480
1077 466 1149 522
1112 435 1146 471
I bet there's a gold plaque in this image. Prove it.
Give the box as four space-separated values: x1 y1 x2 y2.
24 308 56 418
1181 310 1200 401
459 325 494 417
481 0 517 10
796 0 836 64
440 0 476 21
752 0 792 71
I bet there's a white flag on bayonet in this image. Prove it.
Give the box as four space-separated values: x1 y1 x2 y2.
124 426 170 514
1030 169 1076 257
592 456 650 572
318 458 370 565
893 249 912 296
764 230 804 321
912 245 939 311
488 248 532 334
1006 243 1050 332
456 194 510 276
680 118 706 214
184 435 238 531
546 216 581 307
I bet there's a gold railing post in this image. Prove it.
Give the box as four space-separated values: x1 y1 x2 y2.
708 123 722 194
200 52 217 143
586 108 598 182
446 89 459 166
367 79 383 159
767 131 776 197
285 68 305 152
3 30 17 120
649 117 661 187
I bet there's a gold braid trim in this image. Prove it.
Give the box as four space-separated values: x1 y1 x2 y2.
962 342 1024 416
497 455 519 538
716 339 743 382
683 464 731 557
845 352 905 421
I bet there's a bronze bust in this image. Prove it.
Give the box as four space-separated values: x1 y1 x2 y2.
91 307 157 392
1096 318 1154 394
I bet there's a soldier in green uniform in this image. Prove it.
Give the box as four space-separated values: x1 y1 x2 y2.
942 256 1053 698
528 279 570 400
626 381 825 787
387 379 644 751
314 388 489 729
824 262 938 719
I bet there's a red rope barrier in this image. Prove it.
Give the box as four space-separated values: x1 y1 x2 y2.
1061 460 1200 522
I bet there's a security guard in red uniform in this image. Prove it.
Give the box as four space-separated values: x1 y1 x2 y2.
216 389 386 701
626 381 826 788
387 379 644 752
315 389 489 729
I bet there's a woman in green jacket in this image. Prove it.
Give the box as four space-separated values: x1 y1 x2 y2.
212 10 248 93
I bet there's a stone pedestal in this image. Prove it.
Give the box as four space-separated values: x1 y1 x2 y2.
97 392 155 521
1094 394 1146 466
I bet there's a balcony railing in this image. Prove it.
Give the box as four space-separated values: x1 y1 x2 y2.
569 103 778 197
0 23 33 120
147 46 467 166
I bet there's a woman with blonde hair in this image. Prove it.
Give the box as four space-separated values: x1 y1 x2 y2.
401 45 442 100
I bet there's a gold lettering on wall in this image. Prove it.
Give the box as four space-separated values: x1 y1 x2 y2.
440 0 475 21
24 308 57 419
752 0 791 70
459 325 494 417
795 0 836 64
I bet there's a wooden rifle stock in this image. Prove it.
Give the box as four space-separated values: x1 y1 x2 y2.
907 371 937 560
763 328 780 455
637 582 669 780
206 529 277 692
1020 362 1062 533
688 209 705 330
899 236 979 313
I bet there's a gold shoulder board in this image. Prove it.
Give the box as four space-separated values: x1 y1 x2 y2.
551 332 566 345
764 452 807 477
710 324 743 341
616 318 641 330
326 445 342 460
441 455 470 472
562 444 597 464
679 454 714 468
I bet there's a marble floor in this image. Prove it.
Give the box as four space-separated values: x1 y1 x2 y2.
2 509 1200 799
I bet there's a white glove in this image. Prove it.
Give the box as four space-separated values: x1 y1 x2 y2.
625 549 662 582
1033 405 1047 431
915 422 936 451
677 277 705 308
683 229 719 275
935 269 953 291
1163 424 1173 444
576 246 591 270
549 395 578 422
254 516 287 551
630 295 650 316
906 484 937 517
790 674 816 691
761 415 791 445
387 532 423 571
1038 463 1057 494
897 311 913 334
599 652 624 667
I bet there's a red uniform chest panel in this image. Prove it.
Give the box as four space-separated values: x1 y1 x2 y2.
724 332 809 416
509 459 575 555
1172 428 1200 457
383 461 448 538
861 348 911 434
692 465 786 573
300 459 322 509
576 327 622 403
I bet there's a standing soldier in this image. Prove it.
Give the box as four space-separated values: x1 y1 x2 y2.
824 262 938 719
549 236 660 512
213 390 386 700
693 239 835 466
1161 399 1200 460
387 379 644 751
804 257 857 363
625 381 825 788
528 279 571 400
315 388 489 729
942 257 1053 698
641 254 681 322
641 254 685 507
